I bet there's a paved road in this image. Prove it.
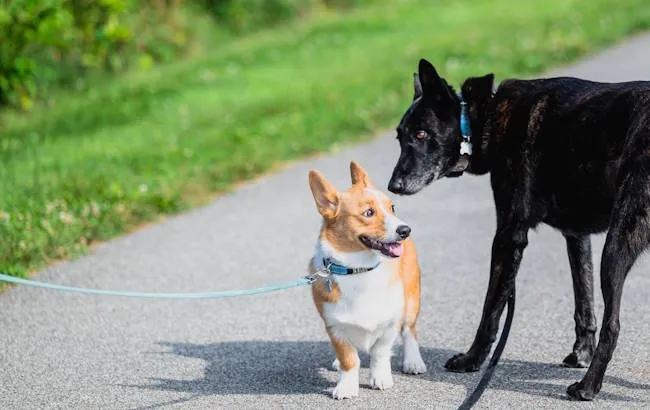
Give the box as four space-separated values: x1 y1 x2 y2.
2 35 650 410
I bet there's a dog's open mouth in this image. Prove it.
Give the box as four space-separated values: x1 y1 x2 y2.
359 236 404 258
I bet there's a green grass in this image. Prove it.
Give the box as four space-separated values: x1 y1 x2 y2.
2 0 650 277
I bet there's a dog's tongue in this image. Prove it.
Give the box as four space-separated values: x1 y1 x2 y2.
384 242 404 258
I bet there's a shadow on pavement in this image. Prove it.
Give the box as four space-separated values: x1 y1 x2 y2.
128 340 649 408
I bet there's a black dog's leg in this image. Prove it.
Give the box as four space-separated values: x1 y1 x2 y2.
567 182 650 400
445 224 528 372
563 234 597 368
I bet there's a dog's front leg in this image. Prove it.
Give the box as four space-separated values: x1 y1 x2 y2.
369 327 399 390
327 330 360 399
445 225 528 372
563 233 597 368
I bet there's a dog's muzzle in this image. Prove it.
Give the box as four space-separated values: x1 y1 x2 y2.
388 177 406 194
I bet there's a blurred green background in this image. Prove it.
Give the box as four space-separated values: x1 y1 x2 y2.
1 0 650 277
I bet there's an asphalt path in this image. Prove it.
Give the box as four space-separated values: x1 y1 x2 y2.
2 34 650 409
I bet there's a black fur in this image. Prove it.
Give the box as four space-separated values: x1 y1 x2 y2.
388 58 650 401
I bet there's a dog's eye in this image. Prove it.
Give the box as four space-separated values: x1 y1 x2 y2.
363 208 375 217
390 204 396 213
415 130 427 139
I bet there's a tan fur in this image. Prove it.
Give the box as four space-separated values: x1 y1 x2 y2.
327 330 359 371
309 257 341 306
400 239 421 333
350 161 376 188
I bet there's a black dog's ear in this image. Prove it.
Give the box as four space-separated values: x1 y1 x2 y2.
474 73 495 95
418 58 453 103
413 73 423 100
418 59 442 91
461 73 495 103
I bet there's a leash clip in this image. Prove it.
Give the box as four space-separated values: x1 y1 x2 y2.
305 269 331 284
305 267 334 293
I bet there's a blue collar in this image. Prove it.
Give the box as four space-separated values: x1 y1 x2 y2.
322 257 380 276
458 92 473 156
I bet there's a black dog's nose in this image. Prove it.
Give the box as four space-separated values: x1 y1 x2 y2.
388 178 404 194
396 225 411 239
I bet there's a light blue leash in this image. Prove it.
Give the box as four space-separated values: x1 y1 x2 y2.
0 272 316 299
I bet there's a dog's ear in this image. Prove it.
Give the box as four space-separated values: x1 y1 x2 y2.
463 73 495 96
350 161 375 188
418 59 443 91
481 73 495 92
309 170 340 219
413 73 423 100
461 73 495 106
418 58 453 103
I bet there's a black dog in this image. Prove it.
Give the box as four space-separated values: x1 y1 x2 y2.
388 58 650 401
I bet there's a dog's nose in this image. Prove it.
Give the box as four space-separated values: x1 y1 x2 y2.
388 178 404 194
396 225 411 239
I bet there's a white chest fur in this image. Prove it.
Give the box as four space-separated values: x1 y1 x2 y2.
322 265 404 352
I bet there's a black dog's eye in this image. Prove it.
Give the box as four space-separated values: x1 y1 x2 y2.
363 208 375 217
415 130 427 139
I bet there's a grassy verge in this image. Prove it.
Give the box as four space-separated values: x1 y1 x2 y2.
2 0 650 277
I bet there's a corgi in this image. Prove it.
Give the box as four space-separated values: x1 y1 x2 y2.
308 161 426 400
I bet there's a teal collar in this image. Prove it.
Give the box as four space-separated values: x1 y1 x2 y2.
459 92 473 156
322 257 380 276
319 257 381 293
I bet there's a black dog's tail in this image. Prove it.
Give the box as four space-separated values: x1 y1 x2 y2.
457 289 516 410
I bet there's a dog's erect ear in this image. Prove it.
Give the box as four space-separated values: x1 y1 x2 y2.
462 73 495 96
480 73 495 93
418 59 443 91
309 170 340 219
413 73 423 100
418 58 453 103
350 161 375 188
461 73 495 105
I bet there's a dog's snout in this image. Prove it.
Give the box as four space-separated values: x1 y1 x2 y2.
388 177 405 194
396 225 411 239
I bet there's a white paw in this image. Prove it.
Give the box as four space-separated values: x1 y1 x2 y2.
369 362 394 390
403 353 427 374
331 359 340 371
332 368 359 400
402 329 427 374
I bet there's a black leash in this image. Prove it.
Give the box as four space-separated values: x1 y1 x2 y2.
458 288 516 409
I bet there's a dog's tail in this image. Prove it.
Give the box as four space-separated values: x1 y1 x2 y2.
457 288 516 410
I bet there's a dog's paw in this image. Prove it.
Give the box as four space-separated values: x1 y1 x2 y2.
369 363 394 390
444 353 482 373
403 354 427 375
562 351 591 368
332 381 359 400
332 369 359 400
369 372 394 390
402 333 427 374
567 381 596 401
331 359 340 371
